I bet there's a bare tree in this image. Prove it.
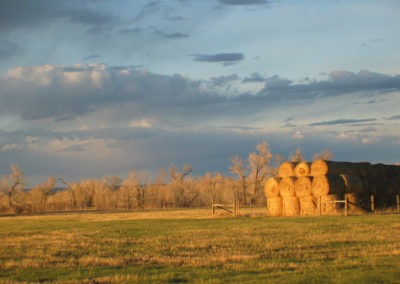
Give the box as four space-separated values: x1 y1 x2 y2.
30 176 56 212
312 149 334 161
289 148 305 162
3 165 28 214
229 155 248 205
200 172 223 205
248 141 273 204
168 164 196 207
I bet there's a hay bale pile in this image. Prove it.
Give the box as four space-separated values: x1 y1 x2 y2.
265 160 400 216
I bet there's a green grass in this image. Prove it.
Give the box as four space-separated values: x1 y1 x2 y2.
0 210 400 283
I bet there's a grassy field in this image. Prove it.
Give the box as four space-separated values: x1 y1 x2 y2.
0 209 400 283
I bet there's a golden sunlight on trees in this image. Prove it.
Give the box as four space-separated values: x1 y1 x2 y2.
0 165 27 214
29 176 56 213
248 141 273 205
168 164 198 207
229 155 248 205
229 141 276 206
0 142 348 215
312 149 334 161
289 148 305 163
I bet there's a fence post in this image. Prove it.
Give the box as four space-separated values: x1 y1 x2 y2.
397 195 400 213
344 194 348 216
212 202 215 216
370 195 375 212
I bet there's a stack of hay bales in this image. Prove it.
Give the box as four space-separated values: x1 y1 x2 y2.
265 160 400 216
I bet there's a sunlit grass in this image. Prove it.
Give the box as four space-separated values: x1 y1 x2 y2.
1 209 399 283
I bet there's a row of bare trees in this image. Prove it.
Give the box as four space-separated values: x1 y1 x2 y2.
0 142 332 214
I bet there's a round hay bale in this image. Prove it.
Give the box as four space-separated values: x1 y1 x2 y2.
375 179 394 197
364 178 376 196
294 176 313 197
283 196 300 216
340 175 365 195
311 160 368 177
279 177 296 197
299 195 316 216
278 162 297 178
371 163 391 177
346 193 366 213
294 162 311 177
312 175 346 197
317 194 340 214
388 165 400 177
267 196 283 217
389 178 400 195
264 177 280 198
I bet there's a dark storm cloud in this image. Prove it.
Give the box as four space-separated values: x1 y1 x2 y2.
0 0 114 33
0 65 226 120
0 39 21 59
218 0 268 5
1 65 399 124
309 118 377 126
191 53 244 63
0 0 54 32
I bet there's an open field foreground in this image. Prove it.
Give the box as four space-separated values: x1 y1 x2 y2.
1 209 400 283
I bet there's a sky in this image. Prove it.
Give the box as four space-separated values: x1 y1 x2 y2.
0 0 399 187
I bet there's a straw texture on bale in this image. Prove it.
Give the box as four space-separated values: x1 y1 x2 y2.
299 195 316 216
279 177 296 197
346 193 366 213
294 176 313 197
294 162 311 177
365 178 394 197
312 175 346 197
283 196 300 216
267 196 283 216
311 160 372 177
317 194 340 214
372 163 391 177
278 162 297 178
388 165 400 177
264 177 280 198
340 174 365 195
389 178 400 194
267 160 400 217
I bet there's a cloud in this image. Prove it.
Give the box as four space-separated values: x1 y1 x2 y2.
120 27 144 35
163 32 189 38
121 26 188 39
218 0 268 5
0 39 21 59
83 54 102 61
0 0 114 33
2 65 400 128
309 118 377 126
210 74 240 87
191 53 244 64
242 72 266 83
387 115 400 120
259 70 400 100
0 64 226 120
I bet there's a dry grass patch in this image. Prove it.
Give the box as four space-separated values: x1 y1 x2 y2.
1 211 400 283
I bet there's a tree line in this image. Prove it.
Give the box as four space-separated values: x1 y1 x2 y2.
0 142 332 214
